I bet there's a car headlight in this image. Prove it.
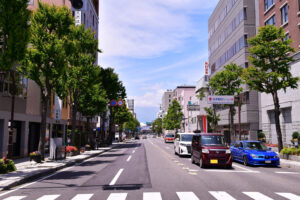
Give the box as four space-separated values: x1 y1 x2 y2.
250 154 259 158
225 149 231 154
202 149 209 153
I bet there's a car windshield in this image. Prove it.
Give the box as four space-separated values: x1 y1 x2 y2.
181 134 193 141
166 134 174 138
201 135 226 147
245 142 268 150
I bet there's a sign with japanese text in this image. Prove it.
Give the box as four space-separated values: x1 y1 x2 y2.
207 95 234 105
205 62 209 75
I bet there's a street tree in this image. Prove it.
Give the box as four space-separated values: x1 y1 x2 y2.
98 68 126 144
19 2 73 159
242 25 298 152
152 118 163 136
77 67 107 147
62 24 99 145
113 103 131 141
163 99 183 133
209 63 243 143
0 0 30 158
204 107 220 132
124 114 140 137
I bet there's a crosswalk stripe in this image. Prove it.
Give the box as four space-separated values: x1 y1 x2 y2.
71 194 94 200
107 193 127 200
209 191 236 200
176 192 199 200
143 192 162 200
36 195 60 200
276 193 300 200
3 197 26 200
243 192 274 200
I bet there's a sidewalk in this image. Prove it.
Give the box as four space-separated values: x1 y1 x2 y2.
0 143 122 191
280 158 300 170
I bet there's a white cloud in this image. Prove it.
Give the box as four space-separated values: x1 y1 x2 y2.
128 88 165 108
99 0 217 58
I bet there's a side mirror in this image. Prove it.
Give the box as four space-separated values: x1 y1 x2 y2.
269 147 272 151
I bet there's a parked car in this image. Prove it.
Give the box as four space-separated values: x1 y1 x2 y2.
191 133 232 168
230 141 280 166
164 134 175 143
174 133 194 156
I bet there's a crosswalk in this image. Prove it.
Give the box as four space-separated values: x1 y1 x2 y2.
2 191 300 200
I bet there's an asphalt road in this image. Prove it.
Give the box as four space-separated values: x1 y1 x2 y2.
1 137 300 200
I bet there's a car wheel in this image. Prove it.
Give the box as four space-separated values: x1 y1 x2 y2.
199 157 205 168
226 164 232 169
243 156 249 166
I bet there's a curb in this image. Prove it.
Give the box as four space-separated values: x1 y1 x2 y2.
1 144 122 191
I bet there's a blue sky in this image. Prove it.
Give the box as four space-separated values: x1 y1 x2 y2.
99 0 219 123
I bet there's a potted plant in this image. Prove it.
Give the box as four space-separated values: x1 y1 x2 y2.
66 146 78 156
29 151 42 163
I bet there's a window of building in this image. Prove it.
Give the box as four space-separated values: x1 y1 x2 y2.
265 15 275 26
282 107 292 123
264 0 274 11
28 0 34 5
93 16 95 27
72 11 75 17
283 33 289 41
0 72 27 98
281 4 288 24
84 13 86 25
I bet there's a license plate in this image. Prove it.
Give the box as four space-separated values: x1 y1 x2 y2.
210 159 218 164
265 160 271 163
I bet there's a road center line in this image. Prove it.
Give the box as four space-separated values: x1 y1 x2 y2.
126 155 132 162
275 171 300 174
109 169 124 185
204 170 260 173
132 150 135 153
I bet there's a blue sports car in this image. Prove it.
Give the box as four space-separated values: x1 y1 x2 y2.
230 141 280 166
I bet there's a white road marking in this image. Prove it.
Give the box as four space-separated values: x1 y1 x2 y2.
37 195 60 200
209 191 237 200
109 169 124 185
71 194 94 200
165 147 170 149
209 191 236 200
176 192 199 200
276 193 300 200
132 150 136 153
3 197 26 200
243 192 274 200
126 155 132 162
204 170 259 173
275 172 300 175
188 169 199 172
107 193 127 200
232 164 254 172
143 192 162 200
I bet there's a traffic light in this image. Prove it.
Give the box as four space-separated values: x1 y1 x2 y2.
70 0 83 9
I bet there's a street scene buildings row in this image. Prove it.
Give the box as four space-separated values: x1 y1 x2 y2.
0 0 100 158
158 0 300 146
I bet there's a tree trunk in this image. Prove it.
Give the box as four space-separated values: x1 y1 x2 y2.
71 103 77 146
100 112 106 144
7 70 16 158
228 105 235 144
107 107 114 145
272 91 283 152
212 105 217 132
86 117 90 145
119 124 122 142
38 86 50 160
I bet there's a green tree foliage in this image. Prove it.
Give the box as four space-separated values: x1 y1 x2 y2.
98 68 126 144
209 63 243 143
124 114 140 137
61 24 100 145
19 2 73 159
204 107 220 132
0 0 30 71
152 118 163 136
242 25 299 152
113 103 132 141
163 99 183 132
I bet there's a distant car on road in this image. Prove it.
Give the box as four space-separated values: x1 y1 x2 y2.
142 135 147 139
164 134 175 143
230 141 280 166
135 135 140 140
174 133 194 156
191 133 232 168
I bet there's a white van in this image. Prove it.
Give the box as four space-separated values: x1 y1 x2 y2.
174 133 194 156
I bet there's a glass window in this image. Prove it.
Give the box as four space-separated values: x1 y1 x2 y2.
265 15 275 26
201 135 226 147
245 142 268 150
281 4 288 24
298 0 300 11
181 134 193 142
283 33 289 41
264 0 274 11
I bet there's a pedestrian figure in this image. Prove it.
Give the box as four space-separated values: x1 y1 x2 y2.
294 138 299 149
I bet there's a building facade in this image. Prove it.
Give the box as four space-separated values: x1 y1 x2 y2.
173 86 196 133
159 90 174 119
208 0 259 140
259 0 300 145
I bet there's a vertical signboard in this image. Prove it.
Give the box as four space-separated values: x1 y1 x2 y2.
75 11 81 26
205 62 209 76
